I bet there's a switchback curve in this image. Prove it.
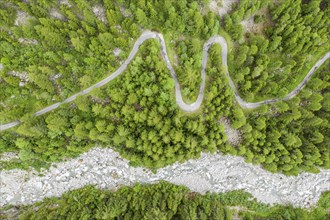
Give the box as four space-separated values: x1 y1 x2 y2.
0 30 329 131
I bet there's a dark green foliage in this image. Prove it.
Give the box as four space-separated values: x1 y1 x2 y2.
0 0 329 176
0 1 16 28
226 0 330 102
1 40 231 170
2 182 329 220
240 62 330 175
13 182 230 220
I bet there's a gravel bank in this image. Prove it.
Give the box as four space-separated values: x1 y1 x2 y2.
1 147 329 208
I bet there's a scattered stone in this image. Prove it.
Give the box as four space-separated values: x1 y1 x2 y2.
92 5 107 23
119 7 131 17
18 38 38 45
209 0 239 17
59 0 71 7
113 48 122 57
49 73 62 92
15 11 32 26
7 71 29 87
0 152 19 162
50 8 65 20
110 170 119 179
1 147 329 208
219 117 242 146
240 8 274 35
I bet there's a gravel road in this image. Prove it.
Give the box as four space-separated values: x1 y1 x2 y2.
1 147 329 208
1 31 329 209
1 30 329 131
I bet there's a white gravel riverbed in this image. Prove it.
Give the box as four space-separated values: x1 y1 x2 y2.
1 147 329 208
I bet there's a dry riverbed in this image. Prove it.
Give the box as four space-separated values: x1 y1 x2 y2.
1 147 329 208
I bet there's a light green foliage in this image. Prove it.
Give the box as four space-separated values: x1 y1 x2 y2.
0 0 329 176
240 62 330 174
0 40 230 170
2 182 329 220
226 0 330 102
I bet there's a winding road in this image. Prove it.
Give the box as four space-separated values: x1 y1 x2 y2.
1 31 330 208
1 30 329 131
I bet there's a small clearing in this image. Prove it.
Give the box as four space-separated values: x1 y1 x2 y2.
119 6 132 17
240 8 274 35
8 71 29 87
209 0 239 17
18 38 38 45
15 11 32 26
49 73 63 93
219 117 242 146
50 8 65 20
113 48 122 57
59 0 71 7
0 152 19 162
92 5 107 23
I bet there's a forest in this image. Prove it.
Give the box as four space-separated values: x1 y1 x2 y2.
1 181 329 219
225 0 329 101
0 0 329 176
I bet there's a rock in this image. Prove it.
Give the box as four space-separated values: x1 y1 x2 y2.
1 147 329 208
34 182 42 189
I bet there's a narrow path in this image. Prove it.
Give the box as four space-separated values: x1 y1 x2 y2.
0 30 329 131
1 147 329 208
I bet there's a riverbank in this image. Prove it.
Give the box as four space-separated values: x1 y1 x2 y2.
1 147 329 208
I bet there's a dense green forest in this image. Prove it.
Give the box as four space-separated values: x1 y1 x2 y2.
226 0 329 101
0 0 329 175
1 181 329 219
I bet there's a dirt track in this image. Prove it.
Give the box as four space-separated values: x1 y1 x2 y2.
1 30 329 131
